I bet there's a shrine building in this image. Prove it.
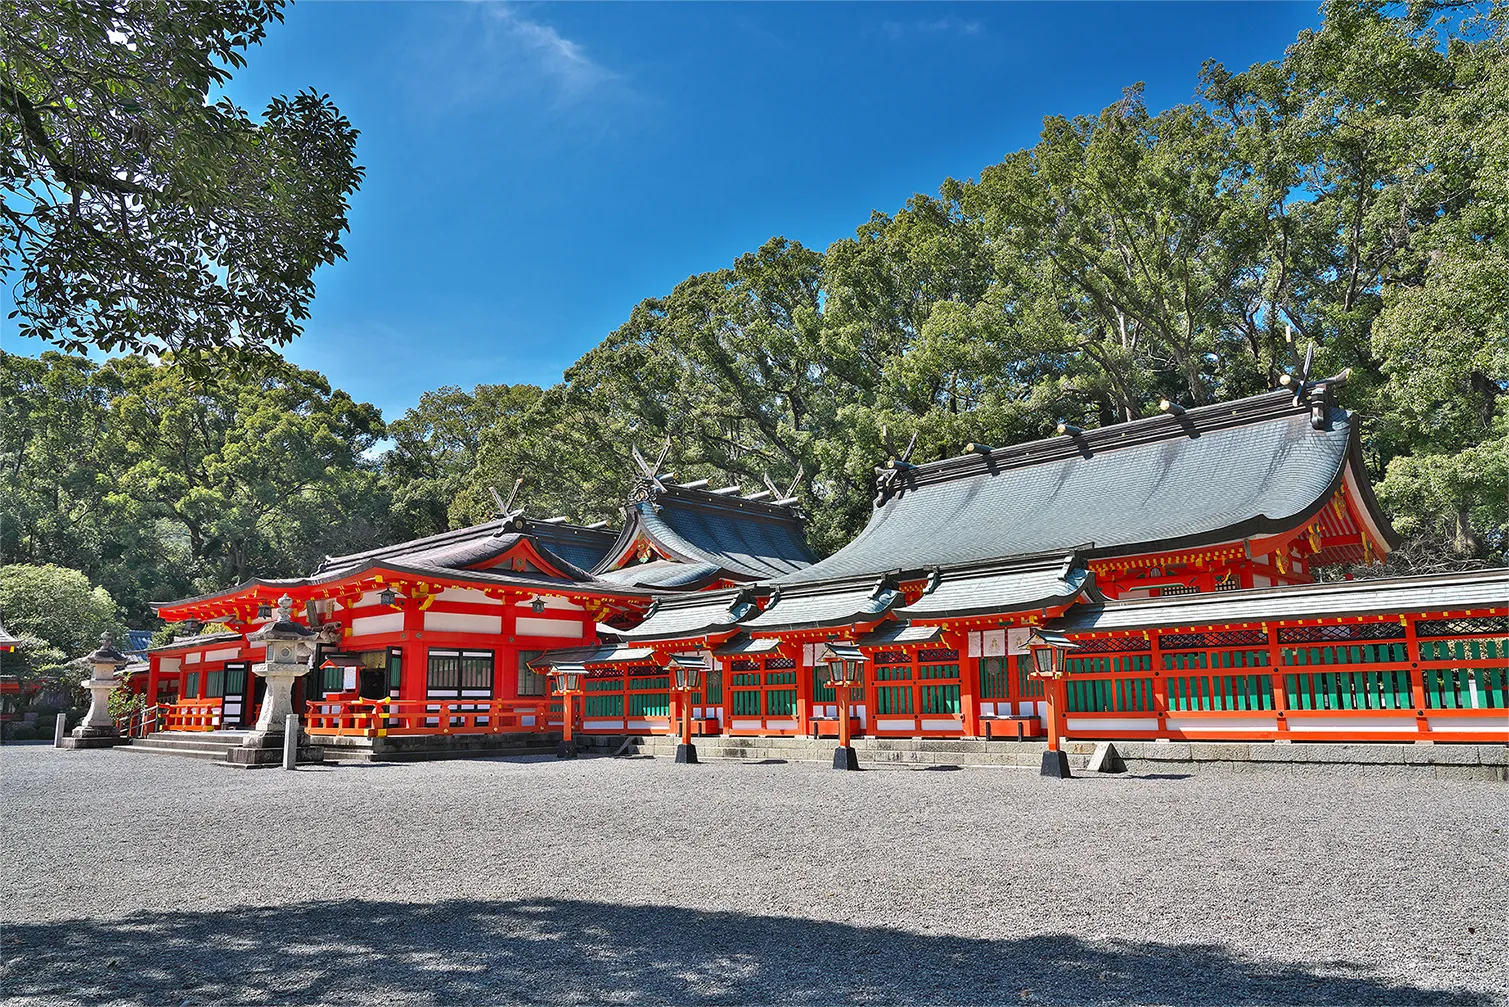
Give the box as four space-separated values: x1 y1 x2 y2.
132 377 1507 754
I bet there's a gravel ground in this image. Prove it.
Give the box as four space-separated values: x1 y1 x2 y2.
1 744 1505 1006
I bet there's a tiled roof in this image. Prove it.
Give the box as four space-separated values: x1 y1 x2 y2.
1052 567 1509 633
617 588 755 642
527 644 659 669
596 559 724 590
597 479 816 585
777 388 1392 585
897 554 1098 620
313 515 609 583
146 631 244 654
741 578 901 633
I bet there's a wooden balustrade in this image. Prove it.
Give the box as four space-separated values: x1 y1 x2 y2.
304 697 556 738
163 699 223 732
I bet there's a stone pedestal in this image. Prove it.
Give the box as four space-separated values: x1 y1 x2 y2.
60 633 125 750
227 595 323 767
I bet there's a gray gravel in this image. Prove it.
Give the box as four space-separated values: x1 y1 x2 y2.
1 744 1505 1006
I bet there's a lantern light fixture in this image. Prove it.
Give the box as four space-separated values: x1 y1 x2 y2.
1025 629 1078 678
668 654 709 764
550 664 585 695
256 602 273 620
669 654 706 692
544 662 587 760
379 587 397 607
1024 629 1079 779
817 643 866 771
820 643 865 688
183 619 203 636
530 595 547 615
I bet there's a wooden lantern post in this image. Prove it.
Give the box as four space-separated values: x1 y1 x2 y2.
668 654 707 765
547 664 585 759
819 643 865 772
1026 629 1078 778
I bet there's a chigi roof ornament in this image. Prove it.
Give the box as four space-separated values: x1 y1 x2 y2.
1277 326 1349 431
628 437 672 503
487 477 527 534
874 426 918 505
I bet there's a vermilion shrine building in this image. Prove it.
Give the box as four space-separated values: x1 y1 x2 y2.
138 380 1508 753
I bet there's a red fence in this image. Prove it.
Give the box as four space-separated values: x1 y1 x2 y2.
1059 616 1507 743
305 697 558 738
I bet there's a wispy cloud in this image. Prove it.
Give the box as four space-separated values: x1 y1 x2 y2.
483 4 619 103
432 2 632 115
881 16 984 40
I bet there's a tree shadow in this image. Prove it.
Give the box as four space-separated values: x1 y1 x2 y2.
4 898 1484 1006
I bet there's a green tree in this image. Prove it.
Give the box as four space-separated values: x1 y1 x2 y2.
0 563 128 699
383 383 544 534
0 0 362 364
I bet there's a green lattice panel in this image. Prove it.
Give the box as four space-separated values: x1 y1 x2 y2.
765 690 797 717
1068 654 1152 676
1421 666 1508 709
1418 638 1509 664
1067 677 1156 713
1168 674 1274 712
1283 643 1409 667
1162 649 1270 672
1285 669 1412 711
875 685 914 715
921 683 960 714
1015 655 1044 699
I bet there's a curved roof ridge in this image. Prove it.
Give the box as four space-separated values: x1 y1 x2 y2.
775 387 1391 586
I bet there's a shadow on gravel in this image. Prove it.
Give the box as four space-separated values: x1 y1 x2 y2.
3 898 1486 1006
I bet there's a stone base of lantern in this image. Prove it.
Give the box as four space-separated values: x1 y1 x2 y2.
225 731 324 768
59 726 122 750
1040 749 1073 778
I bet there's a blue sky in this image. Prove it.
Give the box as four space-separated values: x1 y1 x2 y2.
14 2 1325 418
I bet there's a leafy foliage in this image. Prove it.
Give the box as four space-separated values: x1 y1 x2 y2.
1 0 362 366
2 2 1502 630
1 352 394 622
0 563 127 702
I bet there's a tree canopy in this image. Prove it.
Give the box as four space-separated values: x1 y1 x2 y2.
1 1 1503 632
1 0 362 365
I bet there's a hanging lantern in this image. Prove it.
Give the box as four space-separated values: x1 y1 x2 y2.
379 588 396 607
256 602 273 620
531 595 547 614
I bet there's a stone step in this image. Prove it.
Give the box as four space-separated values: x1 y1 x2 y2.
120 741 235 761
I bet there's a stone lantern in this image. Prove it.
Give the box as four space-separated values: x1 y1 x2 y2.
60 632 127 749
228 595 323 766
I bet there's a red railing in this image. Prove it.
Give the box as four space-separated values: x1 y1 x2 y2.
162 699 224 732
113 705 166 738
1055 620 1509 744
304 697 558 738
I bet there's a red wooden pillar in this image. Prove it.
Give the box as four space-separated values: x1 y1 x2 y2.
1045 675 1066 752
146 657 161 707
400 599 427 702
945 629 978 737
1405 614 1429 736
1149 630 1169 738
793 644 812 737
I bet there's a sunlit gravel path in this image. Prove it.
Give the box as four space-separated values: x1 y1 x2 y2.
2 744 1505 1006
